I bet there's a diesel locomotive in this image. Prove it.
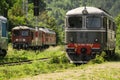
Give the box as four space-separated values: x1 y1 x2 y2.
65 7 116 63
11 26 56 50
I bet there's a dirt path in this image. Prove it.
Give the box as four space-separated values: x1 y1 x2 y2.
20 62 120 80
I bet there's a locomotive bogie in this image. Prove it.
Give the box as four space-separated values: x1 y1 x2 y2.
13 43 29 49
65 7 116 63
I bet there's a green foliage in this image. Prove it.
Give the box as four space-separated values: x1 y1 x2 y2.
83 0 120 17
49 54 69 64
8 0 25 29
89 52 106 64
115 14 120 47
0 45 74 80
60 54 69 63
49 56 60 64
108 50 120 61
0 61 75 80
89 50 120 64
0 0 16 16
8 32 11 43
0 45 64 64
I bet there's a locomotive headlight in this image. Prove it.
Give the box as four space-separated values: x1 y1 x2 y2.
16 39 18 41
23 39 26 42
95 38 99 42
70 37 74 42
82 7 88 15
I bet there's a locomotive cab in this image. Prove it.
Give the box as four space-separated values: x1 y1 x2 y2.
12 26 34 49
65 7 116 63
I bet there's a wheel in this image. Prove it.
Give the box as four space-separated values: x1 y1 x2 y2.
110 49 115 56
105 50 115 58
0 50 7 58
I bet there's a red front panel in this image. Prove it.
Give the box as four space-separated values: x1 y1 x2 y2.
12 36 32 43
11 29 32 44
67 43 101 55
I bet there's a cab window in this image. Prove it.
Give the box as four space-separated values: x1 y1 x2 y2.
68 16 82 28
86 16 101 28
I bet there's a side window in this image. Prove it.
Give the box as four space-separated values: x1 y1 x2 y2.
109 20 111 29
108 20 113 30
0 21 1 33
31 31 33 39
111 22 113 30
2 22 7 37
103 17 107 28
113 23 116 31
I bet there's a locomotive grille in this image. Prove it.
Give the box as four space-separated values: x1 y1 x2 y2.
65 32 104 43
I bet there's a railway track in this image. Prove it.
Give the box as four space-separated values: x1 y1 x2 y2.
0 57 50 66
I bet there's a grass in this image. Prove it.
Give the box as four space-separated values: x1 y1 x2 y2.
0 58 75 80
0 44 64 63
0 44 120 80
77 62 120 80
0 44 75 80
89 48 120 64
16 62 120 80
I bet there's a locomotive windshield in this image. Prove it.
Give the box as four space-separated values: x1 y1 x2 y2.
21 30 29 36
13 30 29 36
86 16 101 28
68 16 82 28
13 30 20 36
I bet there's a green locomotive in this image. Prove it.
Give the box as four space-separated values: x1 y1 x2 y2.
0 16 8 57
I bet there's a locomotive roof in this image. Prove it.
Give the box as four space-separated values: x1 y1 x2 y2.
66 7 112 18
0 16 7 22
12 26 34 30
39 28 55 34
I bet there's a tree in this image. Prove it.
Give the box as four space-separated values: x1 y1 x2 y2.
8 0 47 30
8 0 25 30
0 0 16 17
115 14 120 47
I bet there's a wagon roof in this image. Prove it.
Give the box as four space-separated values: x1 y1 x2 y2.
66 7 110 16
39 28 55 34
12 26 34 30
0 16 7 22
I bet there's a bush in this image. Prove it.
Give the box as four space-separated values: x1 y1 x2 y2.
60 54 69 63
106 52 120 61
49 56 60 64
89 52 106 64
49 54 69 64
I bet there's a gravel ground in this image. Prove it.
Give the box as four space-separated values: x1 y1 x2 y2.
19 62 120 80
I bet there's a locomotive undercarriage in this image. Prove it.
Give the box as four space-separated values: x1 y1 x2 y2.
30 45 49 50
66 48 101 63
13 42 50 50
13 43 29 49
0 49 7 57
